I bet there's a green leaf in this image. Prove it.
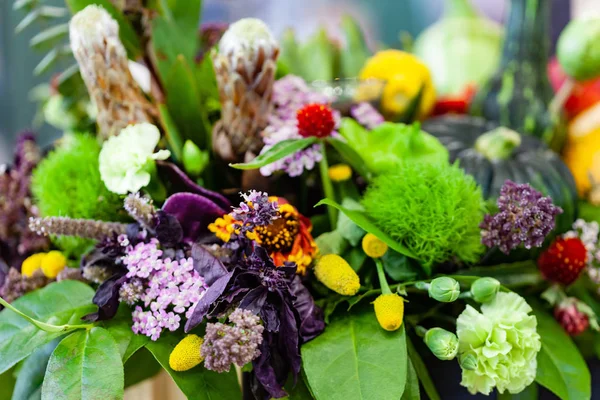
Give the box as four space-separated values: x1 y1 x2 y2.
532 302 591 400
336 199 366 246
30 23 69 50
42 327 124 400
382 250 421 282
163 0 202 34
12 340 60 400
101 305 149 363
301 308 408 400
0 281 95 375
158 104 185 161
497 383 538 400
65 0 141 57
315 231 348 256
230 138 318 170
151 14 197 84
299 28 335 81
315 198 419 264
279 29 305 78
454 261 542 289
0 369 16 400
401 358 419 400
326 137 371 181
164 55 208 148
339 15 371 78
124 348 162 388
406 337 440 400
145 331 241 400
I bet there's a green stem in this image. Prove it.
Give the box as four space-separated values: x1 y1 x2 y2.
0 297 93 333
318 143 337 229
375 259 392 295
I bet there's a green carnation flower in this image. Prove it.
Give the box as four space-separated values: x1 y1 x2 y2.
457 292 541 395
99 123 170 194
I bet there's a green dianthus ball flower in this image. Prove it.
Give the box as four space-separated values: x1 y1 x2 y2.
31 133 125 257
470 277 500 303
428 277 460 302
424 327 458 360
362 162 485 268
457 292 541 395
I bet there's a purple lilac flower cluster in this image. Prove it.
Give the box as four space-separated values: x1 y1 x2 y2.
119 238 206 340
259 75 339 177
350 102 384 130
202 308 264 372
480 180 563 254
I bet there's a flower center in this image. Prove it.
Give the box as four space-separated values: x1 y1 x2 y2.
254 209 299 253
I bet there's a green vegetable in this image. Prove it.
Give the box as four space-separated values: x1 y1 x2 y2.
414 0 503 97
422 115 578 237
361 161 485 268
31 133 125 257
470 0 566 151
557 17 600 82
339 118 448 175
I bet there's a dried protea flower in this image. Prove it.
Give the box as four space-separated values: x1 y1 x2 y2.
212 18 279 162
29 216 128 240
69 5 156 140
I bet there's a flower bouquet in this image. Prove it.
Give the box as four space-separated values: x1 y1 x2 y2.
2 0 600 399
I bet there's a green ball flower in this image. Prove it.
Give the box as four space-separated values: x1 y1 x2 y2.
424 327 458 360
99 123 170 194
470 277 500 303
428 277 460 303
457 292 541 395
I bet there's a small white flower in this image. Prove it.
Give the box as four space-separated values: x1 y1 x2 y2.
99 123 170 194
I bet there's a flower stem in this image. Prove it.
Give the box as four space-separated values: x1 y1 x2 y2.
318 143 337 229
0 297 93 333
375 259 392 295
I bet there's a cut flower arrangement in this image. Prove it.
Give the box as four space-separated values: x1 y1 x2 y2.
2 0 600 399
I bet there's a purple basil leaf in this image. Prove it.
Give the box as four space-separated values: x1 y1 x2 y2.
279 300 301 377
251 338 288 400
191 243 228 285
290 275 325 343
154 210 183 247
157 161 231 210
184 270 234 332
83 273 127 322
239 287 268 314
162 192 227 243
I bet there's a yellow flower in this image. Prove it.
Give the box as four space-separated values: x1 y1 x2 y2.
169 334 204 372
21 253 47 277
373 293 404 331
208 214 237 242
40 251 67 279
314 254 360 296
362 233 388 258
328 164 352 182
359 49 436 120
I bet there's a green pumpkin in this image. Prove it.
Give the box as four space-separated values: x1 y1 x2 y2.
422 115 577 235
470 0 566 151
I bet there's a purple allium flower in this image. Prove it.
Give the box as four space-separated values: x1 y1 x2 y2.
259 75 339 178
202 308 264 373
480 180 563 254
350 102 385 130
122 240 206 340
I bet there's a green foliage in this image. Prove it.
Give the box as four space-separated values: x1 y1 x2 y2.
0 369 16 400
145 331 241 400
42 327 124 400
339 119 449 176
31 133 124 256
531 301 591 400
0 281 95 375
301 307 408 400
100 305 149 363
361 162 485 269
12 340 59 400
230 138 318 170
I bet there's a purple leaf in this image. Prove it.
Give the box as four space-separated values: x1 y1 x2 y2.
191 243 228 285
290 275 325 342
83 273 127 322
162 193 227 243
154 210 183 247
184 270 234 332
157 161 230 210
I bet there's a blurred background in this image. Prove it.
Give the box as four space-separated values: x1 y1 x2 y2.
0 0 596 163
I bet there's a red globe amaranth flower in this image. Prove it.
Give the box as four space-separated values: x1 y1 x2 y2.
554 301 590 336
297 103 335 138
537 237 587 285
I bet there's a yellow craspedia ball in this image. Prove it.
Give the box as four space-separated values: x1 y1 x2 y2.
373 293 404 331
361 233 388 258
328 164 352 182
40 250 67 279
359 49 436 120
21 253 47 277
169 334 204 372
314 254 360 296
